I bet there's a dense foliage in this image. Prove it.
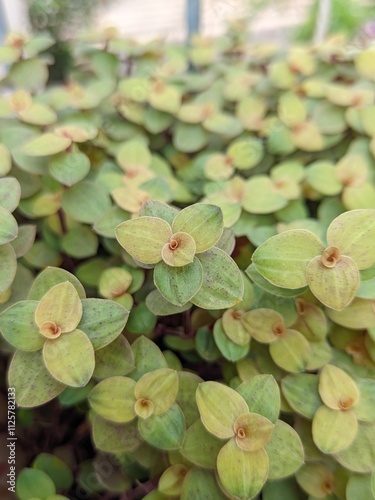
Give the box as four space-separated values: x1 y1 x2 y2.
0 25 375 500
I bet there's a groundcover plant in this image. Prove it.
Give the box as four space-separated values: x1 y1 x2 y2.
1 24 375 500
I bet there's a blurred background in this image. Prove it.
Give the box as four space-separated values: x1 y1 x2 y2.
0 0 375 46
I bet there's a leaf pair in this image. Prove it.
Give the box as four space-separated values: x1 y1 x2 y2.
252 209 375 310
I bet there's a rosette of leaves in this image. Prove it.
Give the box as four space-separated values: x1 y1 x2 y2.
0 267 129 406
116 201 244 309
252 209 375 310
195 378 303 499
89 367 186 451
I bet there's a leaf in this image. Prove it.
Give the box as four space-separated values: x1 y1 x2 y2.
116 139 151 171
196 381 248 439
242 176 288 214
281 374 322 419
116 216 172 264
154 258 203 307
8 58 48 92
0 177 21 211
16 468 56 500
296 463 335 498
139 200 179 225
62 226 98 259
181 468 228 500
265 420 304 480
129 336 168 381
159 464 189 497
192 248 244 309
228 138 264 170
335 422 375 473
252 230 324 289
327 209 375 270
62 181 111 224
181 419 223 468
0 243 17 294
319 364 360 411
269 329 310 373
145 289 192 316
20 132 71 156
173 123 209 153
347 474 375 500
138 403 185 450
32 453 73 491
278 92 307 127
48 151 90 186
241 308 284 344
43 329 95 387
306 254 360 311
134 368 179 416
162 232 196 267
172 204 223 253
78 299 129 349
10 224 36 258
233 412 274 451
217 438 269 500
88 376 136 423
222 309 250 346
94 335 135 379
92 414 140 453
0 206 17 244
28 267 86 300
236 375 280 423
0 300 44 351
312 405 358 453
213 318 250 362
35 282 83 336
0 143 11 175
8 350 66 407
353 379 375 422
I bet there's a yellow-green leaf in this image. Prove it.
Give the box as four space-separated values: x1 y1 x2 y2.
312 405 357 454
135 368 179 416
319 364 359 411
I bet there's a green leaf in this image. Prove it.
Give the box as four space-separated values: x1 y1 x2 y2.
353 379 375 422
0 206 17 244
116 139 151 171
158 464 188 497
306 254 360 311
270 330 310 372
145 289 192 316
10 224 36 258
16 468 56 500
192 248 244 309
319 364 359 411
305 161 342 196
48 151 90 186
0 243 17 294
296 463 335 498
252 230 324 289
78 299 129 349
236 375 280 423
181 468 228 500
196 381 248 439
242 176 288 214
246 263 307 298
0 143 11 175
278 92 307 127
222 309 250 346
93 206 130 238
62 226 98 259
281 373 322 419
129 336 168 381
9 350 66 407
139 200 179 225
35 282 83 336
43 329 95 387
263 478 306 500
92 414 140 453
62 181 111 224
138 403 186 450
116 216 172 264
0 300 44 351
265 420 304 480
312 405 358 453
0 177 21 211
327 297 375 329
126 302 156 335
135 368 179 416
335 421 375 473
88 376 136 423
20 132 71 156
181 419 223 469
217 438 269 500
8 58 48 91
347 473 375 500
213 318 250 362
162 231 196 267
327 209 375 270
154 258 203 307
28 267 86 300
172 204 223 253
173 123 209 153
94 335 135 379
233 412 274 452
33 453 73 491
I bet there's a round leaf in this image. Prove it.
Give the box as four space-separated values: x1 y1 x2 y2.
196 380 248 439
0 243 17 294
319 364 359 411
252 230 324 289
162 232 196 267
116 216 172 264
43 329 95 387
312 405 358 453
265 420 304 479
49 151 90 186
0 300 44 351
16 468 56 500
172 204 223 253
137 403 185 450
135 368 179 416
217 438 269 500
62 181 111 224
89 376 136 423
8 349 66 407
236 374 281 423
154 258 203 307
